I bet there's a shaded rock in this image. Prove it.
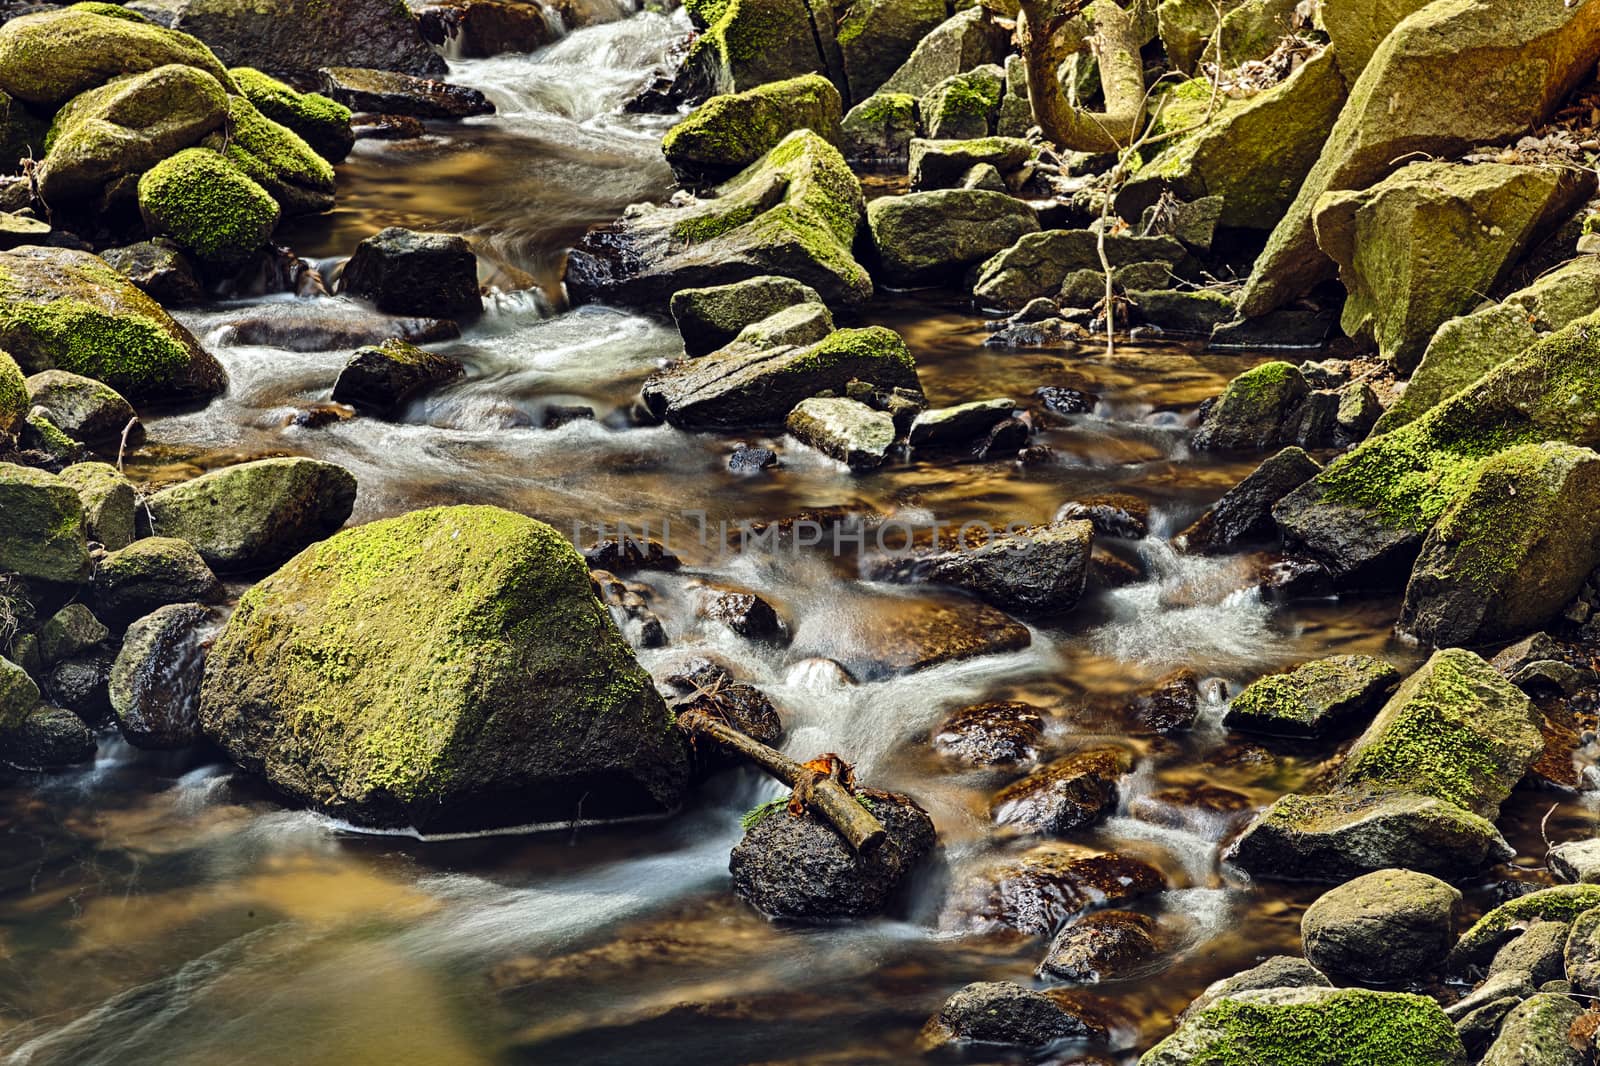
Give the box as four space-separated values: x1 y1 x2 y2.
154 0 445 78
1490 922 1570 987
836 0 946 101
728 445 778 472
57 462 136 550
583 537 681 573
1446 968 1536 1022
663 73 842 187
1181 955 1331 1019
320 66 491 119
1191 360 1332 452
973 229 1186 311
1564 907 1600 996
1224 654 1399 738
729 788 934 920
340 227 480 317
922 981 1109 1049
21 407 86 468
200 505 690 831
1039 909 1162 982
670 275 825 358
45 650 113 724
932 700 1044 766
840 91 918 170
1300 869 1460 984
109 602 220 749
90 536 222 630
878 7 1009 98
25 371 135 444
98 241 202 307
0 348 22 437
908 397 1014 448
1057 493 1149 539
0 655 38 732
867 188 1037 286
676 0 838 99
1177 446 1321 554
37 603 108 666
230 66 354 163
940 843 1166 936
331 338 464 417
1 705 96 769
1133 288 1236 336
1128 782 1255 838
785 396 894 471
876 519 1093 617
0 462 91 585
1452 886 1600 967
1209 308 1337 349
1480 993 1584 1066
144 457 357 573
1034 384 1096 416
1124 667 1201 734
990 746 1130 836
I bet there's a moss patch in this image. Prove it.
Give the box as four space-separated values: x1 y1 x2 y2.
138 146 280 268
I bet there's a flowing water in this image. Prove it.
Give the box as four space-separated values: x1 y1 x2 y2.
3 9 1598 1064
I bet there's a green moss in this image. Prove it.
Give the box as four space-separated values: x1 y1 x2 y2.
0 348 23 436
856 92 915 124
672 203 760 244
783 326 915 376
741 796 788 830
0 6 234 106
662 73 839 176
137 147 279 267
1453 884 1600 962
1158 989 1464 1065
215 94 335 211
0 293 190 395
229 66 351 160
70 1 151 20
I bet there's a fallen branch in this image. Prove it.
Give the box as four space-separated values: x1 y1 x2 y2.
679 708 888 856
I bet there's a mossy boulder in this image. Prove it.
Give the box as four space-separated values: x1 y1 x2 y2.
1451 885 1600 965
0 347 23 437
972 228 1186 310
867 188 1038 286
1398 443 1600 646
91 536 221 630
38 603 109 666
37 63 229 204
58 461 137 550
1140 986 1466 1066
679 0 837 97
785 396 895 471
137 148 281 272
1239 0 1600 317
0 5 233 107
0 656 40 733
670 275 825 357
159 0 446 79
1300 869 1460 984
1315 161 1592 372
1205 0 1301 68
1319 0 1434 81
566 130 873 311
198 505 690 832
229 66 353 164
1191 360 1331 452
1157 0 1247 73
662 74 843 187
1480 994 1585 1066
0 462 92 585
1121 50 1347 232
837 0 947 101
143 457 358 573
642 324 920 428
876 7 1009 97
840 92 918 170
25 370 136 443
207 94 337 216
919 64 1003 140
909 136 1034 191
1225 654 1399 738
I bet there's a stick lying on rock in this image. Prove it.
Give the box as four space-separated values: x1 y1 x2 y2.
678 708 888 856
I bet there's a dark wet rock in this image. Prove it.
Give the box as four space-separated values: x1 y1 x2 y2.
1223 654 1400 738
1128 783 1255 838
973 229 1187 311
1549 839 1600 885
1176 446 1322 554
339 227 481 317
908 398 1015 448
1 705 96 769
1300 868 1460 984
1124 668 1200 734
351 112 427 139
1480 993 1584 1066
45 650 114 724
729 788 934 920
786 397 894 471
831 597 1032 680
582 537 681 573
1209 309 1337 350
705 590 786 643
1226 789 1514 883
920 981 1109 1050
284 402 356 430
1033 385 1096 417
319 67 489 119
940 843 1166 937
1450 886 1600 968
218 308 460 351
973 416 1030 459
100 240 203 306
24 371 137 444
144 458 357 574
932 700 1044 767
414 0 557 59
1056 493 1149 539
200 505 690 831
91 536 223 630
670 276 824 358
866 188 1038 287
990 746 1131 836
37 604 108 666
1089 547 1143 590
0 462 92 586
1181 955 1332 1020
331 338 464 417
143 0 444 78
1489 922 1570 988
109 602 221 749
1492 634 1596 698
1564 907 1600 996
874 520 1092 617
591 567 668 650
728 445 779 472
1038 910 1162 982
542 404 593 428
1143 986 1466 1066
662 658 782 759
662 73 842 187
1191 361 1336 452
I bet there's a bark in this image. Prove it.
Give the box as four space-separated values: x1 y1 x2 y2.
1017 0 1147 153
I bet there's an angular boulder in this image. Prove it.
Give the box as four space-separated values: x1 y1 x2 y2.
1319 0 1434 81
867 188 1037 286
840 92 918 170
877 7 1009 97
0 655 40 732
0 462 91 586
156 0 445 78
1191 360 1330 452
972 229 1186 311
919 65 1002 140
99 240 203 307
990 746 1130 835
676 0 837 98
200 505 690 831
340 227 480 317
909 136 1033 192
878 519 1093 617
318 66 493 119
58 461 137 550
670 275 824 357
1176 446 1321 553
1224 654 1399 738
785 396 895 471
662 73 843 187
1480 994 1584 1066
922 981 1110 1050
331 338 463 417
837 0 946 101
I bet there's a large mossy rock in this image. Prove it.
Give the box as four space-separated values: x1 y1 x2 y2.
137 148 281 272
37 62 229 204
154 0 445 78
0 245 225 403
972 229 1186 310
837 0 947 101
840 92 919 170
1319 0 1434 81
1140 986 1466 1066
566 130 871 311
143 457 357 573
1157 0 1247 73
867 188 1037 286
1273 312 1600 585
662 74 843 187
877 7 1009 97
0 348 24 437
208 94 336 216
919 64 1003 140
1121 50 1346 232
1398 443 1600 646
229 66 353 164
1314 161 1591 371
670 275 824 357
678 0 836 98
0 462 92 585
25 370 137 443
1375 256 1600 434
198 505 690 831
1223 654 1399 738
0 5 233 107
1239 0 1600 317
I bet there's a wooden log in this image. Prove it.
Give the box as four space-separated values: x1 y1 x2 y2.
680 710 888 857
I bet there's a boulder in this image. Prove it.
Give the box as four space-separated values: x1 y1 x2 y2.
1480 994 1585 1066
1182 956 1331 1019
318 66 491 119
1225 789 1514 882
908 136 1033 191
1177 446 1321 553
990 746 1130 835
785 396 895 471
200 505 690 831
0 5 232 107
0 245 225 402
676 0 837 99
209 94 337 216
1134 289 1236 335
1191 361 1331 452
1224 654 1399 738
908 397 1015 447
0 463 92 586
137 147 281 271
340 227 481 317
0 656 39 732
1122 51 1347 232
1314 161 1592 371
1038 909 1162 982
22 408 87 466
875 519 1093 616
670 275 824 358
1319 0 1433 81
879 7 1009 97
565 131 872 311
91 536 222 629
1491 922 1570 986
110 602 220 749
25 371 136 443
939 843 1166 936
972 229 1186 311
837 0 946 101
229 66 353 163
839 92 918 170
99 240 203 306
728 301 834 350
922 981 1109 1049
0 348 24 437
867 188 1038 286
821 594 1032 680
331 338 463 417
1140 986 1467 1066
57 462 137 550
1550 839 1600 885
44 651 113 723
37 62 229 204
1399 443 1600 646
1 705 96 768
704 589 786 642
1566 907 1600 995
152 0 446 78
413 0 559 58
1207 0 1301 67
933 700 1044 766
1158 0 1248 73
919 64 1003 140
1452 885 1600 966
641 325 919 429
1300 869 1460 984
662 73 842 187
1239 0 1600 318
37 603 108 666
143 457 358 573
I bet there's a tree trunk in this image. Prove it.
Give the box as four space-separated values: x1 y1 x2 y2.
1017 0 1147 153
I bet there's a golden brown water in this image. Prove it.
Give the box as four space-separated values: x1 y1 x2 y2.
3 12 1598 1065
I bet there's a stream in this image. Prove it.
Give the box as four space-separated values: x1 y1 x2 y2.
2 6 1597 1064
